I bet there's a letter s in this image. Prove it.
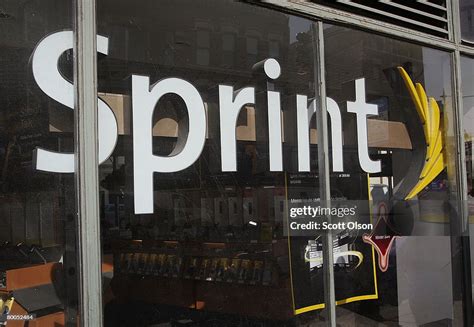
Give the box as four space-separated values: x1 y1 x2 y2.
32 31 118 172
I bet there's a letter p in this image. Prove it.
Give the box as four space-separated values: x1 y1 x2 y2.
132 76 206 214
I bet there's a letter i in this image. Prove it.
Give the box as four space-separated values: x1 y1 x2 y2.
264 59 283 171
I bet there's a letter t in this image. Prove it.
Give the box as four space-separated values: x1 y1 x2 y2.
346 79 381 173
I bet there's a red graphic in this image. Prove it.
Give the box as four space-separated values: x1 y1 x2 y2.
362 203 400 272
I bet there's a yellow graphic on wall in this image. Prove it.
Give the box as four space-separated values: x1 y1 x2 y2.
398 67 446 199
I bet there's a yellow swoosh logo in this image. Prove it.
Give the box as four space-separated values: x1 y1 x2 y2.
398 67 446 200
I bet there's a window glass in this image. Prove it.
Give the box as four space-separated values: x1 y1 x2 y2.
0 0 79 325
93 1 466 326
460 0 474 44
247 36 258 54
324 24 461 325
269 39 280 58
461 55 474 317
96 1 331 325
222 33 235 52
196 30 210 66
222 33 235 67
197 30 210 48
246 35 258 65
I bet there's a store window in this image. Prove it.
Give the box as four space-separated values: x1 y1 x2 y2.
1 0 468 326
461 55 474 313
0 0 79 325
94 0 353 325
91 0 468 325
324 25 460 325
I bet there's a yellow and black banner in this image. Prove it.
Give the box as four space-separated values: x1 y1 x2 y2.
285 172 378 314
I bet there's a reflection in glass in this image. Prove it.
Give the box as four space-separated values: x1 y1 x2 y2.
96 1 325 326
324 24 458 326
461 56 474 320
92 1 466 325
0 0 78 326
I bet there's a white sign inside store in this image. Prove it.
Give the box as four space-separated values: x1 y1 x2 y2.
31 31 381 214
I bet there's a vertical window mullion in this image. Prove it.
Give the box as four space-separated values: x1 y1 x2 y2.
74 0 103 325
451 50 473 326
313 20 337 327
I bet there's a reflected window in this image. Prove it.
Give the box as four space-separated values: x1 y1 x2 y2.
196 29 210 66
246 35 258 64
222 32 235 66
461 0 474 43
269 37 280 58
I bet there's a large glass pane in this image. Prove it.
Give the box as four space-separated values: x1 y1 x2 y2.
324 25 461 325
461 55 474 323
95 1 339 326
0 1 79 326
